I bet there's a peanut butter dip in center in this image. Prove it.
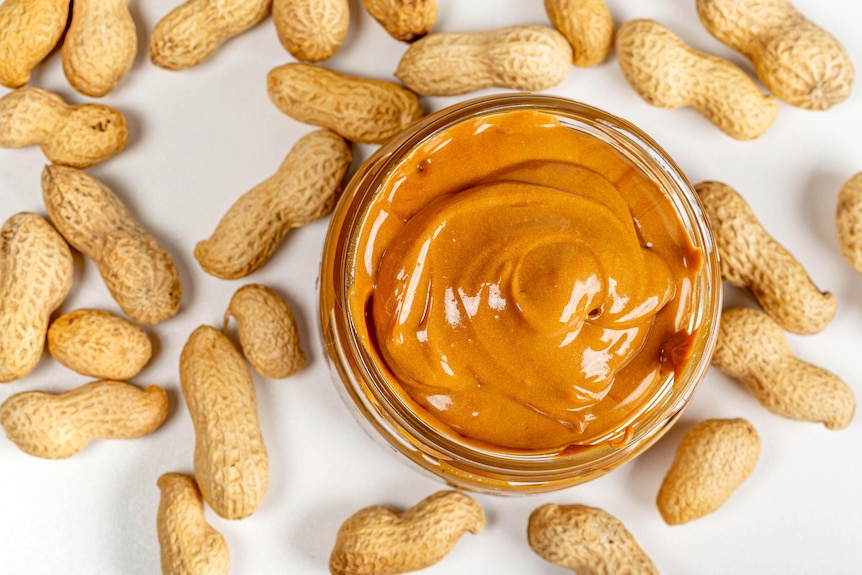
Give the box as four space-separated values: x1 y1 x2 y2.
349 109 702 451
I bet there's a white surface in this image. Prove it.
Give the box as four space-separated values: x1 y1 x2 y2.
1 1 861 573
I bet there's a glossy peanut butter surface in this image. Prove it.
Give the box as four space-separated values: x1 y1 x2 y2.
350 110 701 451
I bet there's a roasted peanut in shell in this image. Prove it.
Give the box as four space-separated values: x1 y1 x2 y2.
42 165 183 325
395 25 573 96
47 309 152 380
225 284 305 379
195 129 352 279
0 212 74 383
657 418 761 525
150 0 272 71
0 87 128 167
157 472 230 575
836 172 862 273
616 19 779 141
62 0 137 97
696 0 854 110
528 503 659 575
712 307 855 430
180 325 269 520
330 490 484 575
0 0 70 88
267 63 424 144
0 380 168 458
696 180 836 334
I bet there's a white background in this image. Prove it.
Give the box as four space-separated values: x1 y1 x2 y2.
2 1 861 573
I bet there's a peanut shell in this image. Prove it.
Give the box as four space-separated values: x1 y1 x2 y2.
225 284 305 379
0 0 70 88
42 165 183 325
528 503 659 575
62 0 137 97
157 472 230 575
657 418 760 525
47 309 152 380
712 307 855 430
696 180 835 334
0 87 128 168
150 0 272 71
267 63 424 144
195 129 352 279
362 0 437 43
616 19 779 141
0 380 168 458
836 172 862 273
0 212 73 383
696 0 854 110
544 0 614 67
179 325 269 520
272 0 348 62
395 25 572 96
330 490 484 575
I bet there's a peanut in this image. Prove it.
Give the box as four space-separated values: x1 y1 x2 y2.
528 503 658 575
267 64 424 144
0 0 69 88
696 180 836 334
657 418 760 525
47 309 152 380
696 0 854 110
195 129 352 279
272 0 349 62
150 0 272 71
62 0 137 97
0 212 73 383
836 172 862 273
0 87 128 168
712 307 856 430
544 0 614 67
330 490 484 575
362 0 437 43
180 325 268 520
395 25 572 97
0 380 168 459
42 165 183 325
615 19 779 141
224 284 305 379
157 472 230 575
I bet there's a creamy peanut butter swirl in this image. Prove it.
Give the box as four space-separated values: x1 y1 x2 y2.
352 110 701 451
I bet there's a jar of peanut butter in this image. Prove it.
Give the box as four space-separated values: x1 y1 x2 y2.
320 94 721 494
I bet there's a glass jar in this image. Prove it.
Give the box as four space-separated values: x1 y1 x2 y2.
319 93 721 495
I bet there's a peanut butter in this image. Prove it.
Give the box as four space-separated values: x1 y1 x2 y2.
349 109 702 452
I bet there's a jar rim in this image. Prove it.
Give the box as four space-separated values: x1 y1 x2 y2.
320 93 722 494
